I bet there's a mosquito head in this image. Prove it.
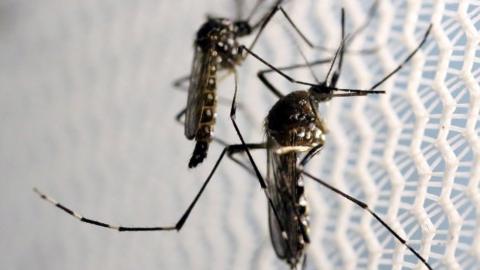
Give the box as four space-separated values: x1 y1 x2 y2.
309 82 334 102
233 20 252 36
309 82 385 101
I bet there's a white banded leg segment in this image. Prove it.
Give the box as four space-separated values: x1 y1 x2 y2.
33 188 176 232
298 172 432 270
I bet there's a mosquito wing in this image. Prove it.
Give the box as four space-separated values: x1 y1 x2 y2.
184 47 216 139
266 142 307 266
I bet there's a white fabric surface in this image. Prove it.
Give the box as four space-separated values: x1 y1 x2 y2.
1 0 479 269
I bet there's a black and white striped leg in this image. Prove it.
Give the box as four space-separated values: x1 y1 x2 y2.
34 141 269 232
34 188 176 231
224 142 433 268
369 24 432 90
298 171 432 270
225 147 432 269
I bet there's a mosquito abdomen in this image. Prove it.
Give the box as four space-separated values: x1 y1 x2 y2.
189 87 216 168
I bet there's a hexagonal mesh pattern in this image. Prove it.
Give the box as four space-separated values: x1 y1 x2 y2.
303 1 479 269
2 0 478 270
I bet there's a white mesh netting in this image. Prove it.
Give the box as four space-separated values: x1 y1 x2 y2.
1 0 478 269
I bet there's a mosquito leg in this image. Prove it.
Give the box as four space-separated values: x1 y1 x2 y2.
226 143 267 176
211 137 229 147
173 74 191 91
211 139 263 178
299 144 324 167
301 254 308 270
247 29 386 96
34 188 176 231
34 141 264 232
247 45 383 95
369 24 432 90
275 2 379 53
249 1 379 54
299 171 432 270
245 45 386 95
226 140 430 268
247 0 285 50
257 58 333 98
211 137 262 171
228 68 294 247
229 69 268 189
257 71 284 99
241 46 316 88
248 4 317 50
244 0 268 22
175 107 187 125
227 143 266 155
243 8 388 95
229 68 310 262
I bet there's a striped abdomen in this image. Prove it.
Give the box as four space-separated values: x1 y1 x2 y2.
188 67 217 168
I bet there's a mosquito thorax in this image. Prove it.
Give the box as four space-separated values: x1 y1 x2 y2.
195 18 245 67
266 91 327 150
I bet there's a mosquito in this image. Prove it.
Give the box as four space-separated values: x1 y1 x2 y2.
175 0 379 168
33 4 432 270
173 0 286 168
231 16 433 270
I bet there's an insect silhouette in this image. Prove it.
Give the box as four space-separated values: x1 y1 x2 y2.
33 4 433 270
175 0 286 168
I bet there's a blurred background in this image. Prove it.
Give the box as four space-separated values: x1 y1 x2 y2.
1 0 479 269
